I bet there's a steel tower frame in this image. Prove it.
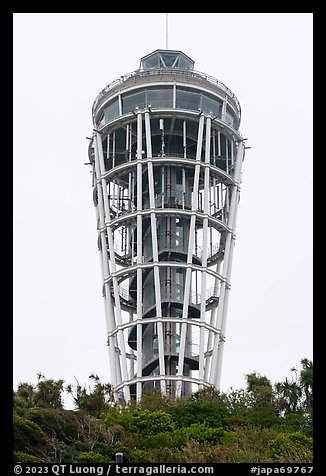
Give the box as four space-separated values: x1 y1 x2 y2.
88 50 246 402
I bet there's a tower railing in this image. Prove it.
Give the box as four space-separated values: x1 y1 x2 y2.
102 153 234 175
92 67 241 119
142 283 220 314
113 236 222 266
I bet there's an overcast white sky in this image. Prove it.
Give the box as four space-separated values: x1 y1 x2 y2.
13 13 313 408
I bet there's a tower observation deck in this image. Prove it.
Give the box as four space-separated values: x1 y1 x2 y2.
88 49 246 401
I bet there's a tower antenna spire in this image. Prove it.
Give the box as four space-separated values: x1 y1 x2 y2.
166 13 168 49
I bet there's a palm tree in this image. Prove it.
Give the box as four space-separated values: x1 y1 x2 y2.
66 375 113 417
15 382 36 407
275 377 302 414
299 358 313 411
34 375 64 409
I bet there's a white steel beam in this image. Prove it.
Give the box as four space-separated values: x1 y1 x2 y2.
136 111 143 401
93 134 120 398
145 111 166 394
176 113 205 398
95 132 130 401
204 257 223 382
209 141 244 386
198 116 211 384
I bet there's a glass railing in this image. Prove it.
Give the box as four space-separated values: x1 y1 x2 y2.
93 67 241 121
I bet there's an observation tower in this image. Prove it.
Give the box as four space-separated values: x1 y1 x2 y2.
87 49 246 401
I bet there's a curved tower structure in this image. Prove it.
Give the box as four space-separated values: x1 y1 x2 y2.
88 49 246 401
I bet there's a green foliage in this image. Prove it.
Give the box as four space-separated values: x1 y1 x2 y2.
274 359 313 417
243 372 279 428
13 360 313 464
231 426 279 462
60 441 120 463
101 406 175 438
60 444 88 463
246 399 279 429
16 383 36 403
191 386 227 402
26 407 113 446
171 399 228 429
224 388 254 426
124 408 176 436
127 448 154 463
26 407 81 443
268 431 313 462
152 427 280 463
140 429 186 449
245 372 272 392
14 375 64 411
275 410 313 437
100 404 129 429
275 378 302 414
133 388 172 413
66 374 113 417
299 358 313 411
13 413 47 451
13 451 44 463
226 385 278 429
14 384 36 414
181 422 235 444
34 375 64 409
77 451 111 463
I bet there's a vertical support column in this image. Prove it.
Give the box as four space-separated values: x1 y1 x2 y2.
209 141 245 387
93 134 120 398
204 258 223 382
95 132 130 402
183 120 187 159
176 113 205 398
112 131 116 168
144 111 166 395
182 168 186 209
231 140 234 171
198 116 211 385
136 112 143 401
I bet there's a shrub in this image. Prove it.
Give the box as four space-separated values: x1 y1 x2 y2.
127 448 153 463
123 408 176 436
13 414 47 451
26 408 80 443
141 429 186 449
14 451 44 463
171 400 228 429
275 411 313 437
268 431 313 462
26 407 112 445
136 388 172 413
181 423 235 444
100 405 130 429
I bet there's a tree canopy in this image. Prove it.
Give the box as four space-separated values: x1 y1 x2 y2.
13 358 313 463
